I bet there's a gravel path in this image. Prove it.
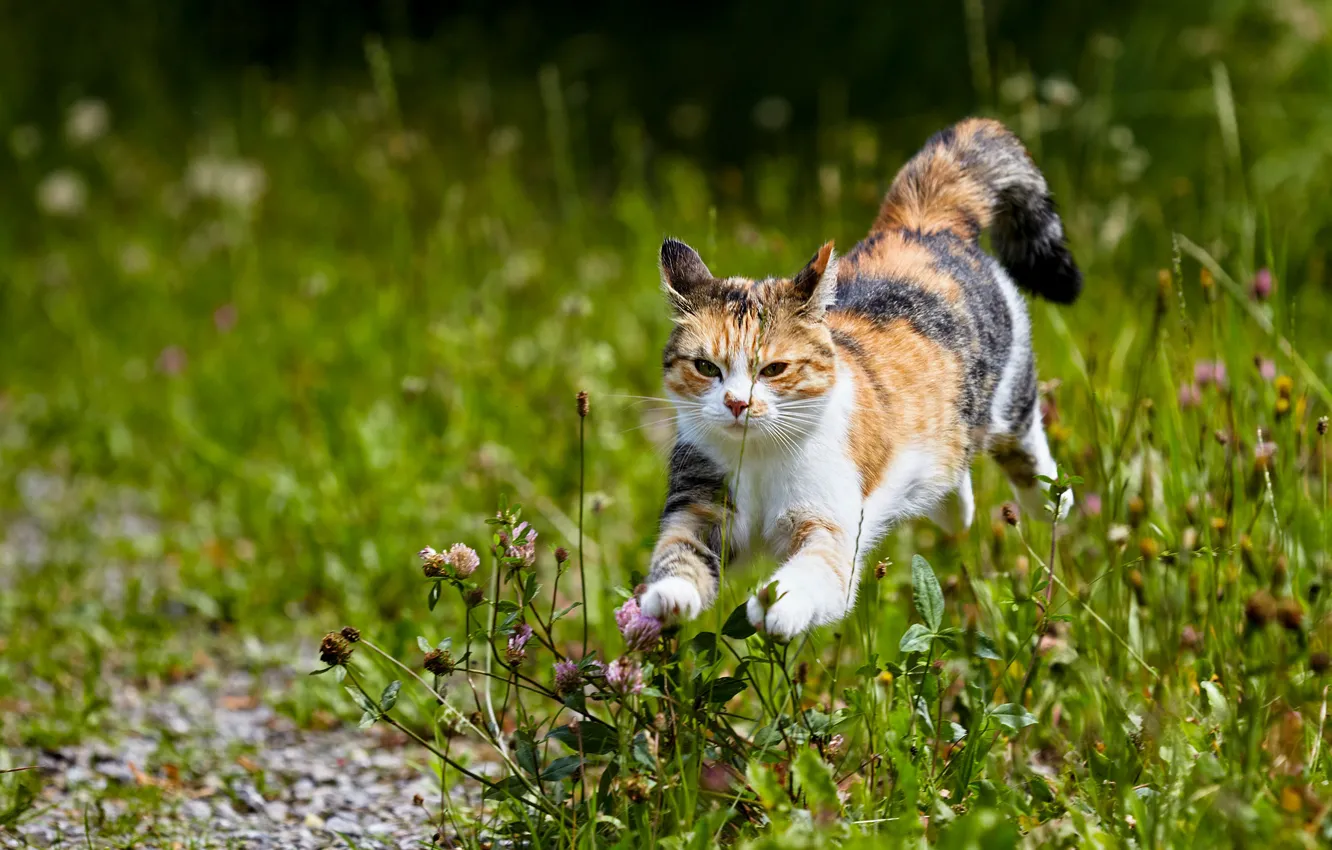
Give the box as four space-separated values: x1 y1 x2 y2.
2 669 479 849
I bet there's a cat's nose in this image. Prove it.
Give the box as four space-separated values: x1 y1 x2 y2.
724 396 749 418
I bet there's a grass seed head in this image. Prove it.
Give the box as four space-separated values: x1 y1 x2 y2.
340 626 360 643
1245 590 1278 629
1001 503 1019 526
577 390 590 418
1277 597 1303 632
319 632 353 666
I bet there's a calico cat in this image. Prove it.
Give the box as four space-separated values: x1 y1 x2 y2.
640 118 1080 639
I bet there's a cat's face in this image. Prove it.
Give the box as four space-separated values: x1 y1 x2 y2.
659 239 839 450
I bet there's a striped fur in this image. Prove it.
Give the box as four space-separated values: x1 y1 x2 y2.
641 118 1079 638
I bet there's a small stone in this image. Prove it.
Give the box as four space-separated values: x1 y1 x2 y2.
292 778 316 800
266 800 290 822
235 782 266 813
303 812 325 829
324 814 362 835
183 799 213 821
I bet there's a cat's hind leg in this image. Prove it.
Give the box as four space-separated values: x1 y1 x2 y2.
991 409 1071 522
927 471 975 535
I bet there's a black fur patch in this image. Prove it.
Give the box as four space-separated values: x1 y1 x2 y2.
993 192 1082 304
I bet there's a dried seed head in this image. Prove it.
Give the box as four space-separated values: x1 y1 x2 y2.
1138 538 1159 561
1213 429 1230 446
412 793 425 807
319 632 353 666
423 649 455 677
1311 652 1331 675
554 546 570 564
463 587 485 608
577 390 590 418
340 626 361 643
1277 597 1304 632
1210 516 1228 533
1245 590 1278 628
874 560 888 580
1001 503 1019 526
1127 496 1145 526
1318 416 1329 436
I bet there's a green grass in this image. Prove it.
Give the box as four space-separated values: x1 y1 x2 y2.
4 8 1332 847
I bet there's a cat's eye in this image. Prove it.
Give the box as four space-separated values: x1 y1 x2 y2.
759 362 788 378
694 359 721 378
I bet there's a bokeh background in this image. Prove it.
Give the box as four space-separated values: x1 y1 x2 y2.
3 0 1331 744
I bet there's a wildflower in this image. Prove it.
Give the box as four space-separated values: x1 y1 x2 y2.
615 597 663 651
553 659 581 695
1245 590 1277 628
1001 503 1019 526
213 304 238 333
447 543 480 578
1180 625 1202 652
424 648 455 677
320 632 353 666
577 390 590 418
1178 382 1202 409
1254 441 1278 470
824 733 847 760
1194 360 1226 387
506 523 537 567
36 170 87 217
156 346 188 376
615 598 643 632
1255 358 1276 381
506 624 533 666
1200 268 1215 295
1251 268 1273 301
605 657 644 695
1275 375 1294 399
1107 525 1131 545
186 155 267 212
340 626 360 643
1138 538 1160 561
65 98 110 146
554 546 570 565
1083 493 1103 517
623 616 662 652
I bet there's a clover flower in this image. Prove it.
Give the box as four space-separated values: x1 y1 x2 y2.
553 659 581 696
605 657 644 695
506 624 534 666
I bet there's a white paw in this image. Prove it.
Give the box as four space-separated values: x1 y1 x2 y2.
641 577 704 622
746 580 825 641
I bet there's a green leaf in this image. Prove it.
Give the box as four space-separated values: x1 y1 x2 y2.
427 582 441 611
688 631 718 660
914 696 935 734
481 775 530 801
358 710 377 729
911 554 944 632
792 748 840 815
540 754 582 781
546 721 618 754
596 761 619 813
1200 681 1228 724
345 687 375 714
751 724 785 748
379 680 401 712
417 636 432 653
989 703 1039 732
722 602 756 640
699 676 748 704
334 666 347 683
551 602 582 622
974 631 1002 660
514 730 540 776
899 623 934 653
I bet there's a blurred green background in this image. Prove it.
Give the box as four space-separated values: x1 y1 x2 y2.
2 0 1330 746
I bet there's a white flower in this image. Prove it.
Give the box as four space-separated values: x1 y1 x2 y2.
186 155 267 212
36 170 87 217
66 99 110 146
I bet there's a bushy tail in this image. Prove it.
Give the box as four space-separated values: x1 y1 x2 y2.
875 118 1082 304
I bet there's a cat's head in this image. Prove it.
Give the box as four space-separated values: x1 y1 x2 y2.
658 238 839 449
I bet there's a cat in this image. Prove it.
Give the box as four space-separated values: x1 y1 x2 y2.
639 118 1081 640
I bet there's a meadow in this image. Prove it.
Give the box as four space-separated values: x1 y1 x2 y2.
3 6 1332 847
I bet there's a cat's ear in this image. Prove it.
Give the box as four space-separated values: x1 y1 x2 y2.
791 241 838 320
660 238 712 313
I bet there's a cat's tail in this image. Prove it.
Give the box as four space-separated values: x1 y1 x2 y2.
874 118 1082 304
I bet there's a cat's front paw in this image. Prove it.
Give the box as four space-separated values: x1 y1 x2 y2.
747 584 820 641
641 576 705 622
